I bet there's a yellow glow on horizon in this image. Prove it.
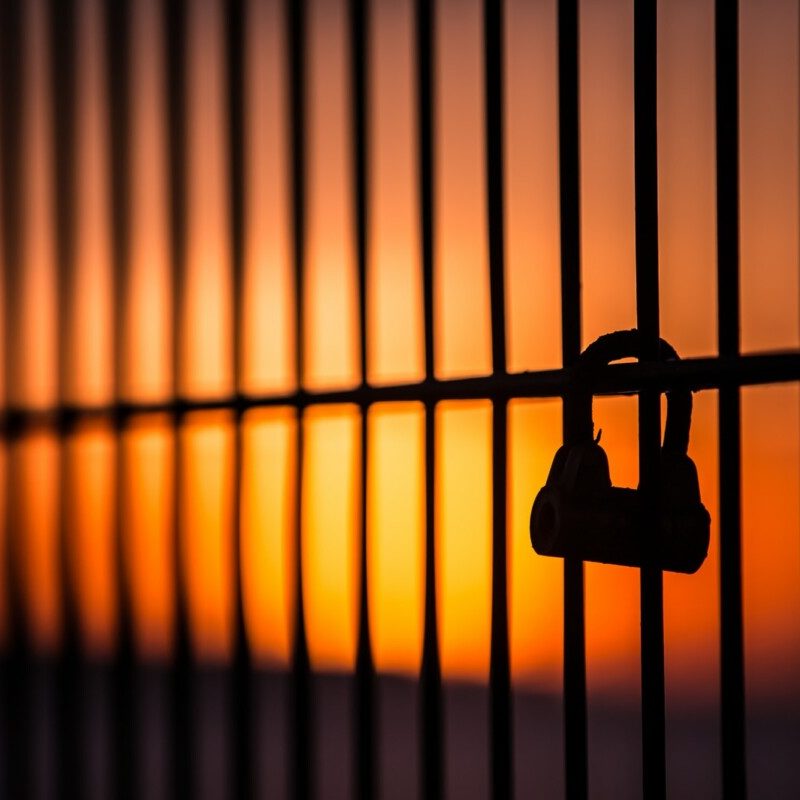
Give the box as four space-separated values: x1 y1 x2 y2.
742 386 800 700
302 406 360 671
10 432 60 654
368 403 425 674
180 411 235 663
65 422 117 658
509 400 564 689
241 408 296 667
437 401 492 681
122 415 175 661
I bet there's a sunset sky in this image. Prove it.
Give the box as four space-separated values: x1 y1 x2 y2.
2 0 799 719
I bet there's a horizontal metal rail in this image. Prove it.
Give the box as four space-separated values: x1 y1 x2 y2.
1 351 796 436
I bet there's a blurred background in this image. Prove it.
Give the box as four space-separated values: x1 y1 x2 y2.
0 0 798 797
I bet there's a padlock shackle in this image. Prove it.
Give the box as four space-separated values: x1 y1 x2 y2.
568 329 692 455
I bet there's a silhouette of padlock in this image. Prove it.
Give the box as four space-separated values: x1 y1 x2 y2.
529 330 710 574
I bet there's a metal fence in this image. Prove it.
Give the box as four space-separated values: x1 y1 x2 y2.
0 0 799 798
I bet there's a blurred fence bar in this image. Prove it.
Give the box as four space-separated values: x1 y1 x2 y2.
716 1 748 797
0 1 798 799
164 0 192 794
287 1 313 798
0 0 28 797
349 0 377 797
104 0 136 793
415 0 444 797
484 0 512 798
225 0 252 797
557 0 588 797
633 0 667 797
49 0 82 797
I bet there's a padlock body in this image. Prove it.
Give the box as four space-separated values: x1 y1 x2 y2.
530 483 709 573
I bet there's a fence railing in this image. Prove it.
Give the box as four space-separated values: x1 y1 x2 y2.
0 0 798 798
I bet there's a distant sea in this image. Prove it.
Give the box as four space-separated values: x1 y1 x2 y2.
3 667 797 799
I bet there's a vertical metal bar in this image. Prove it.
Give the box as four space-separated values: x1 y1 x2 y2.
105 0 131 405
484 0 508 379
416 0 436 387
350 0 376 797
715 1 746 796
421 398 440 800
483 0 512 796
225 0 251 795
355 408 373 800
47 0 81 794
291 414 311 800
49 0 76 400
0 3 31 796
633 0 666 796
557 0 588 796
416 0 442 796
489 401 510 798
104 0 136 796
164 0 192 795
288 0 313 797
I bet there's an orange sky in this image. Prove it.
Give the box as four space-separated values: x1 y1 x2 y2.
1 0 798 708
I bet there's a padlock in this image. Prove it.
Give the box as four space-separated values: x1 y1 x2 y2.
529 330 710 574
